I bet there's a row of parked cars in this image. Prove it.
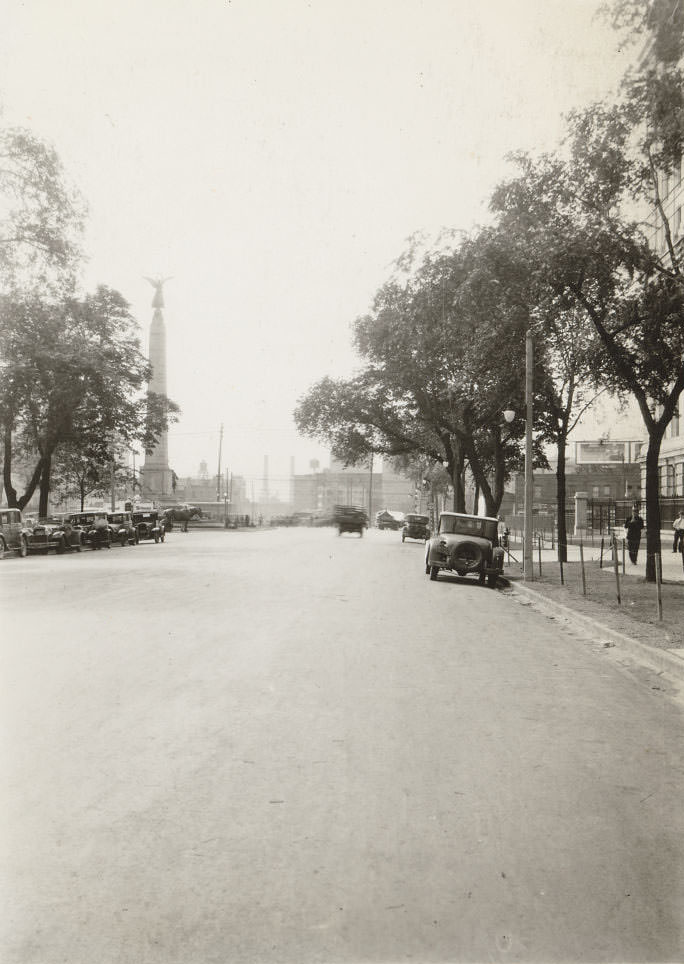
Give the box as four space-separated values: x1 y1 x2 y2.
0 507 167 558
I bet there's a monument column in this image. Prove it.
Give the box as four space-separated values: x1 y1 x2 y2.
142 276 173 499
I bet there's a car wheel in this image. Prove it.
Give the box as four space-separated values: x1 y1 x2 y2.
478 570 486 585
425 559 430 574
119 533 126 547
402 532 406 542
154 532 159 543
76 539 82 552
429 565 438 581
19 536 28 558
160 532 165 543
0 536 6 558
56 537 66 554
488 573 498 588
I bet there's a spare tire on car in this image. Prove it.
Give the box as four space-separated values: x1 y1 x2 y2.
451 541 483 572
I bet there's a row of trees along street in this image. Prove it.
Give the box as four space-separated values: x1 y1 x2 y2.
0 128 179 517
295 0 684 582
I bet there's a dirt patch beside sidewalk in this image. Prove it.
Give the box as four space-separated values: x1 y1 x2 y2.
505 560 684 650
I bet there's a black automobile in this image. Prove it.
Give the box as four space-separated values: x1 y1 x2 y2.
0 508 29 558
68 510 112 549
107 511 139 546
132 510 166 543
334 505 368 537
27 517 84 554
402 513 430 542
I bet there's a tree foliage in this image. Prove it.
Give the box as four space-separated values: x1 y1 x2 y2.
0 285 180 514
0 124 85 290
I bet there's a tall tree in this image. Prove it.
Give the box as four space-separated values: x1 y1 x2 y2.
492 62 684 580
0 286 179 515
296 235 531 514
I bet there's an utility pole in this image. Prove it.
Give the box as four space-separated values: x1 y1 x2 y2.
216 422 224 502
368 452 374 519
524 329 534 580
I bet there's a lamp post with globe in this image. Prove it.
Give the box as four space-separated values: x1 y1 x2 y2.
503 329 534 580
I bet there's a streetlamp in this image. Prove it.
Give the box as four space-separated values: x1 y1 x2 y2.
502 327 534 580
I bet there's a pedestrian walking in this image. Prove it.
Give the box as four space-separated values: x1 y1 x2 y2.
673 511 684 552
624 507 644 564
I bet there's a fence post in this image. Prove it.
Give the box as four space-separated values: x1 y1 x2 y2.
599 537 604 569
559 552 564 586
579 540 587 597
622 539 626 575
538 533 543 579
656 553 663 621
612 534 621 606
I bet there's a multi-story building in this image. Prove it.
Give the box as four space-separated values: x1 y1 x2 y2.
291 457 417 519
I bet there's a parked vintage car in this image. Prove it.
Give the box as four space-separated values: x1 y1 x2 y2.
67 510 112 549
375 509 405 531
107 510 139 546
0 507 29 558
27 517 83 554
334 505 368 537
402 513 430 542
132 510 165 543
425 512 504 587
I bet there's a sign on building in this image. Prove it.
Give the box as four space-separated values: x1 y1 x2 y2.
574 441 636 464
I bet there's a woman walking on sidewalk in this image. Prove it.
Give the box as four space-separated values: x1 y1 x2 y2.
625 507 644 564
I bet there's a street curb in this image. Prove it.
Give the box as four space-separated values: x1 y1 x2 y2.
505 581 684 684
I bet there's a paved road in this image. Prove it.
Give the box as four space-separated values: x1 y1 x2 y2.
2 527 683 963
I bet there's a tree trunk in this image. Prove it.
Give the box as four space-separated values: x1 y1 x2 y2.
38 456 52 519
644 432 663 583
3 425 18 507
15 456 45 511
450 442 466 512
556 436 568 563
472 481 480 515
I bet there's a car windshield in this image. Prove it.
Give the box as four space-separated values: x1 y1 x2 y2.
71 513 106 525
440 516 489 537
406 515 428 524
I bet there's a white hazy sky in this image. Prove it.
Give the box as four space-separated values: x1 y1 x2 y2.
1 0 635 493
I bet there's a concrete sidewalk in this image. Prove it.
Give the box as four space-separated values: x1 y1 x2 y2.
504 530 684 583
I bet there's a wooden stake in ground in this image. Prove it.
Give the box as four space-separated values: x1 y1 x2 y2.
622 538 626 575
656 553 663 621
612 533 621 606
599 537 604 569
579 540 587 597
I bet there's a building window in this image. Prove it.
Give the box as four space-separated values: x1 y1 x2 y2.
676 463 684 497
592 485 600 499
667 463 676 496
603 485 611 497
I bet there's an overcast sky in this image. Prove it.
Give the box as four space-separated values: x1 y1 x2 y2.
1 1 636 493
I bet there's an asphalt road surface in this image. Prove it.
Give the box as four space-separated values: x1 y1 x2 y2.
2 526 684 963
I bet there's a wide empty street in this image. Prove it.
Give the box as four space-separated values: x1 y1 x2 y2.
2 526 684 963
